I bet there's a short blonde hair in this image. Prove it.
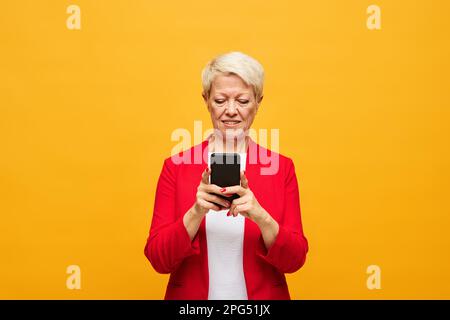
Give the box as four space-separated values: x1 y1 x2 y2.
201 51 264 101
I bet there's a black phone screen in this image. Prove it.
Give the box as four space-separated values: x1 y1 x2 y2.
210 153 241 206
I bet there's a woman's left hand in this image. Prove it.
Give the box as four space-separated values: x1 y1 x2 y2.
221 171 269 225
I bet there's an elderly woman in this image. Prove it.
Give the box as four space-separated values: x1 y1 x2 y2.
144 51 308 300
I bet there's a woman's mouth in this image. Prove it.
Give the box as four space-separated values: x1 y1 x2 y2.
222 120 241 128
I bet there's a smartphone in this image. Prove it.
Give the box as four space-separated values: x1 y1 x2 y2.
210 153 241 208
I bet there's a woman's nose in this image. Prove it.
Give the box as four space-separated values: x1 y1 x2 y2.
225 100 238 115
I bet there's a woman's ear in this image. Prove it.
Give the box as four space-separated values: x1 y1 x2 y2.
256 95 263 113
258 95 264 104
202 92 211 112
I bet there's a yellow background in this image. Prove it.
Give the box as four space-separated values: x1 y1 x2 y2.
1 0 449 299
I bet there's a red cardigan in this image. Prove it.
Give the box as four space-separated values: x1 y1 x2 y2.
144 138 309 299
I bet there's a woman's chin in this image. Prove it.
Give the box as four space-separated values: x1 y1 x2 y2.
217 127 247 139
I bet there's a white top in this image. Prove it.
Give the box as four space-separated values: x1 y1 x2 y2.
206 152 248 300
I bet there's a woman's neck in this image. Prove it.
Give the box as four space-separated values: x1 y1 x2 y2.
208 133 248 153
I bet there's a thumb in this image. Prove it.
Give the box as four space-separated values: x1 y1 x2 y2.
201 167 210 184
240 171 248 189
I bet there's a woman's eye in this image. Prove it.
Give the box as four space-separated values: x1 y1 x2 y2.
239 100 249 104
214 100 225 104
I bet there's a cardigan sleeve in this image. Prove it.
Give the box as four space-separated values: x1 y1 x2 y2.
144 158 200 274
256 157 309 273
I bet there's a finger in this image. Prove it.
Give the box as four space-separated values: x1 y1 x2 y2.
198 198 221 211
221 185 247 197
228 203 237 216
233 203 249 217
240 171 248 189
231 194 249 206
202 183 228 196
201 167 210 184
201 192 231 209
229 202 246 217
232 204 240 217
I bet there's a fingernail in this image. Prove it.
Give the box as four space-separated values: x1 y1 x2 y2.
220 188 226 193
206 167 209 173
226 211 231 216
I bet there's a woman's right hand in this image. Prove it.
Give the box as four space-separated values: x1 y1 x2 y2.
191 167 231 217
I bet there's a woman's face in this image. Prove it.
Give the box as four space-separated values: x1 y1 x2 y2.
203 73 262 139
